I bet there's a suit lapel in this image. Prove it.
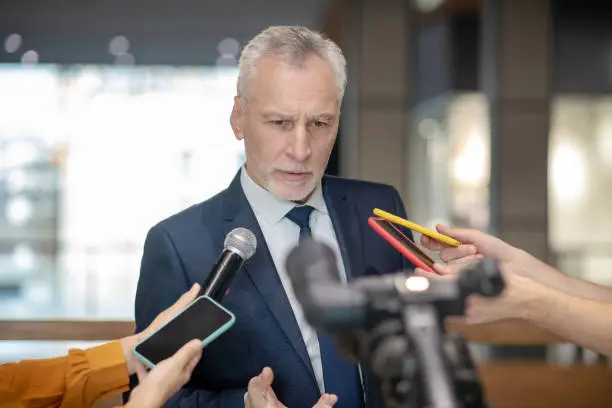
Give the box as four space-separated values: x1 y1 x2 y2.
323 177 382 407
322 177 367 281
218 172 317 386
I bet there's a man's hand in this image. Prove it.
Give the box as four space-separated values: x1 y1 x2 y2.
126 339 203 408
119 283 201 375
246 367 338 408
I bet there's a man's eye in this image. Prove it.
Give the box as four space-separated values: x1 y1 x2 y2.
312 121 328 128
270 120 289 128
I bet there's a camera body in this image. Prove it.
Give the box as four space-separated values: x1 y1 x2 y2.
285 239 504 408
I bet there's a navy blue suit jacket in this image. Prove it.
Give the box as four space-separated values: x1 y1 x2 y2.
132 171 415 408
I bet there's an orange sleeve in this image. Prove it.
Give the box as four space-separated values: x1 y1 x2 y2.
0 341 130 408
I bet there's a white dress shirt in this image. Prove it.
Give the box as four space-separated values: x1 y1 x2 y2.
240 166 348 394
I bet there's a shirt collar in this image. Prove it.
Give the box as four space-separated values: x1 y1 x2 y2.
240 165 328 224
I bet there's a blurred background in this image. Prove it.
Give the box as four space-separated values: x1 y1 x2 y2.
1 0 611 406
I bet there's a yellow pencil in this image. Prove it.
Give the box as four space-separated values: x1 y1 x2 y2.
372 208 461 247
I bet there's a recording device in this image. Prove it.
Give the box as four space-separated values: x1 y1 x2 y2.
368 217 436 274
285 239 504 408
133 227 257 368
133 296 236 368
373 208 461 247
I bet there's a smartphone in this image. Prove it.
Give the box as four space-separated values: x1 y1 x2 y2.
372 208 461 247
133 295 235 369
368 216 436 273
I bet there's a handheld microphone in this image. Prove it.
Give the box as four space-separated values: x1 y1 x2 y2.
285 238 367 365
285 238 368 333
200 227 257 302
334 332 361 364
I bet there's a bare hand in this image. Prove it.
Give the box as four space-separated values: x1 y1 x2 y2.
415 263 542 325
415 225 550 326
140 283 202 341
420 225 534 279
246 367 338 408
127 339 203 408
450 270 538 325
120 283 201 374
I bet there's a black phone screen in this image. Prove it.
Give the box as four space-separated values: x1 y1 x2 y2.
134 296 234 366
373 218 435 268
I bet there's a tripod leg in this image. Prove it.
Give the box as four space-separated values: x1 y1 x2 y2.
403 304 459 408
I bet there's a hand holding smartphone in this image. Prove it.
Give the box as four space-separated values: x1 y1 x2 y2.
368 216 436 273
133 295 235 368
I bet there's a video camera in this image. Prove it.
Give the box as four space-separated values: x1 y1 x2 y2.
285 239 505 408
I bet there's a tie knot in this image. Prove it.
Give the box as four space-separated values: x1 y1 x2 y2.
285 205 314 229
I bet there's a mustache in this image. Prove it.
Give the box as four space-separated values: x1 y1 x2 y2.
274 166 312 173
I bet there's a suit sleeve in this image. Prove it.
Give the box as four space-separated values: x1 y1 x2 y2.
129 224 245 408
134 224 191 332
0 341 128 408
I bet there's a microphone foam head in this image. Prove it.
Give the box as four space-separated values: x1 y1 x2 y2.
224 227 257 260
285 238 339 284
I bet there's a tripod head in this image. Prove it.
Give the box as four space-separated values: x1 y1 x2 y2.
285 239 505 408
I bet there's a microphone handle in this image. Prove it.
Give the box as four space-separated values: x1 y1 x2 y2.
200 249 245 301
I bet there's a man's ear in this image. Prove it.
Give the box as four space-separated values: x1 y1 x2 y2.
230 96 244 141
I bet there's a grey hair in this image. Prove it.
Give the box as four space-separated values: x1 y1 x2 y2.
237 26 347 103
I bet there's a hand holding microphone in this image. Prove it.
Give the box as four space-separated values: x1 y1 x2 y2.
132 227 257 368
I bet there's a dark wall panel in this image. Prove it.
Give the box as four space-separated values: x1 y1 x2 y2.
413 0 612 103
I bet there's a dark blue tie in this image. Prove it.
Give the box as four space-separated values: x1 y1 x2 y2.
285 206 365 408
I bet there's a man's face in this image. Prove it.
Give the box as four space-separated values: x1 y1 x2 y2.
231 54 340 202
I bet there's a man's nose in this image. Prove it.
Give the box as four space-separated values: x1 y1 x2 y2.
286 127 312 162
